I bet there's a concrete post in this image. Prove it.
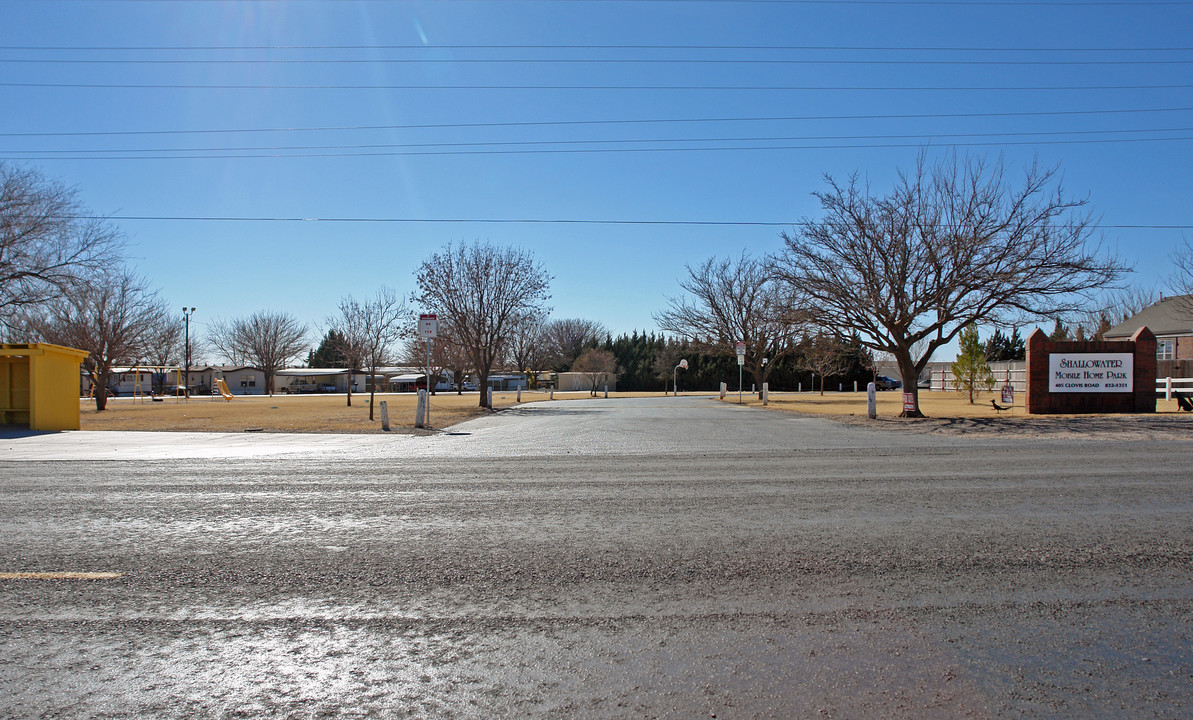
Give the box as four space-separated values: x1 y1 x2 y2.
604 385 608 398
380 400 390 431
720 382 726 400
1166 376 1172 401
867 382 877 419
487 387 493 408
415 390 427 428
517 388 522 402
762 382 769 406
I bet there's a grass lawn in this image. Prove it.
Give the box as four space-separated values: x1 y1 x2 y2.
77 390 662 433
76 388 1188 433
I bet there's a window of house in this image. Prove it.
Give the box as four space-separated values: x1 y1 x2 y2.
248 378 257 387
1157 338 1175 360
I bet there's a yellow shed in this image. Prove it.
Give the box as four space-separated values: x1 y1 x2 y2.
0 343 91 431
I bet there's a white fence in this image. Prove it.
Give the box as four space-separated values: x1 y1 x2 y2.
1157 377 1193 399
933 360 1027 393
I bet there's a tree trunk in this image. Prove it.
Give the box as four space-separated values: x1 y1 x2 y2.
896 352 924 418
94 368 109 412
346 367 353 407
478 370 490 408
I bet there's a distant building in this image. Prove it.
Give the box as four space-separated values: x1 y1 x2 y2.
1104 294 1193 376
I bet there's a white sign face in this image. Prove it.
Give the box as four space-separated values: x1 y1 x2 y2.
1049 353 1133 393
735 341 746 365
418 314 439 339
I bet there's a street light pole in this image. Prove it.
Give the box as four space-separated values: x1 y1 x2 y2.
182 307 195 401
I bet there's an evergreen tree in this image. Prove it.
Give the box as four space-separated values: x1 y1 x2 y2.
1049 318 1071 342
307 329 348 367
952 325 996 404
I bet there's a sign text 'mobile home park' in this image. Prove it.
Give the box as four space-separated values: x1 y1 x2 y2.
1048 353 1133 393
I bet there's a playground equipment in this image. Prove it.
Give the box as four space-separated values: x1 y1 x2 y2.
214 377 235 400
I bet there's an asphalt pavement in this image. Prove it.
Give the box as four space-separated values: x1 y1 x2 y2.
2 397 1191 718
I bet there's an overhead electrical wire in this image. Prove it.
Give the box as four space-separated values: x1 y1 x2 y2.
3 43 1190 52
2 57 1193 67
4 81 1190 91
7 126 1191 156
3 107 1190 138
8 134 1192 160
61 214 1192 230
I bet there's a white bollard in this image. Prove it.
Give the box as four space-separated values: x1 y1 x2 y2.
517 388 522 402
550 389 554 400
854 380 858 393
798 382 802 393
1166 377 1173 401
604 385 608 398
720 382 727 400
487 387 493 407
380 400 390 431
762 382 769 406
415 390 427 428
839 382 843 393
867 382 877 419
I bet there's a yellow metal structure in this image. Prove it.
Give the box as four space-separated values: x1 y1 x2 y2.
0 343 91 431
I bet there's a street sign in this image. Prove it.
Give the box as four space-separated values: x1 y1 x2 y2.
735 341 746 366
419 314 439 339
1001 385 1014 404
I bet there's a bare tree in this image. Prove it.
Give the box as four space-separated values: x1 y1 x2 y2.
656 252 802 398
800 333 850 396
334 288 407 420
541 317 606 370
208 311 309 395
0 163 123 335
775 153 1125 417
142 311 184 367
414 241 551 409
1167 236 1193 315
25 268 171 411
572 347 618 396
401 330 451 395
326 307 367 408
506 313 549 380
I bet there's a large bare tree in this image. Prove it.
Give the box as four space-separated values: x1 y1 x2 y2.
332 288 407 420
25 268 171 411
208 311 309 395
655 253 802 398
506 313 549 381
775 153 1125 417
0 163 122 335
415 241 551 408
541 317 606 370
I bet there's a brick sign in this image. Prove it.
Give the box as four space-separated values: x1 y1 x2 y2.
1048 353 1133 393
1025 327 1155 414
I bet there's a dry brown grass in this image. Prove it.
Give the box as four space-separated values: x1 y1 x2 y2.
77 388 1188 433
720 389 1190 417
77 390 666 433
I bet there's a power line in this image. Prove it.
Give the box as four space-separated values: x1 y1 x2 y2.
4 43 1190 53
64 214 1193 230
7 57 1193 67
3 107 1190 138
4 81 1190 91
10 134 1192 159
27 1 1193 6
10 126 1192 155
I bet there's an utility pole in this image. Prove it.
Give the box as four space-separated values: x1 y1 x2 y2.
182 307 196 401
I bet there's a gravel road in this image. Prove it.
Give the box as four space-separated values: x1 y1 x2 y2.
1 397 1191 718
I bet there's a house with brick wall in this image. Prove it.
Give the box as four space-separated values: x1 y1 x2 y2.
1104 294 1193 377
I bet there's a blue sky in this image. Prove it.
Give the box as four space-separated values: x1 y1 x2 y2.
3 0 1191 356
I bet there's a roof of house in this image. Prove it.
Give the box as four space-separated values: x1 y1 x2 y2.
1104 295 1193 339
